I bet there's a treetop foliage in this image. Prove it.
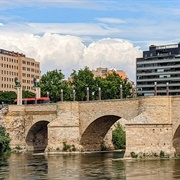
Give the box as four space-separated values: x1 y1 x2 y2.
40 67 133 102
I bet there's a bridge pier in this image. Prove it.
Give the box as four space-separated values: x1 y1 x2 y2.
46 102 81 152
125 123 174 158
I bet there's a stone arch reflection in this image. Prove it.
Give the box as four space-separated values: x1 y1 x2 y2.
26 121 49 151
80 115 121 151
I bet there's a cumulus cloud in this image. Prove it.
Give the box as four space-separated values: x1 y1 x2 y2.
0 33 142 82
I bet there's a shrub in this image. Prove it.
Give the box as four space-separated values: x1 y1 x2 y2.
160 150 165 158
0 126 11 155
130 151 138 158
15 145 22 150
112 122 126 149
62 142 71 152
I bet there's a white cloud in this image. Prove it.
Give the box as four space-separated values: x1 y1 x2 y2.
0 33 142 82
96 18 125 24
0 22 122 37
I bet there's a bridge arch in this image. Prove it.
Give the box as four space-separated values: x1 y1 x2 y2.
80 115 121 151
173 124 180 156
26 120 49 151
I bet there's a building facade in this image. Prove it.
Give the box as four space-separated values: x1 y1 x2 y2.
92 67 128 80
0 49 40 92
136 43 180 96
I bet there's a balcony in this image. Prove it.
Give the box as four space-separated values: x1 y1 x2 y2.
137 77 180 82
137 57 180 65
137 71 180 76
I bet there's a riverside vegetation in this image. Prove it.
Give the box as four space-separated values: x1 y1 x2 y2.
0 126 11 155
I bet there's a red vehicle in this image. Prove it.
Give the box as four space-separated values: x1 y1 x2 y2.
14 97 50 104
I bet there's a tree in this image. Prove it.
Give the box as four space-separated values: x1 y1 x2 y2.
0 126 11 155
70 67 96 101
112 122 126 149
22 90 35 98
0 91 17 104
40 69 72 102
94 72 132 100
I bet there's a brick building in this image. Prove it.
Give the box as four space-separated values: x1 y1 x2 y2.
0 49 40 92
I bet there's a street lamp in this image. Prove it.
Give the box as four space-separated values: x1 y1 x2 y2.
132 84 135 98
120 84 123 99
47 91 49 98
154 82 157 96
166 82 169 96
98 87 101 100
73 89 76 101
92 91 95 100
86 87 89 101
61 89 63 102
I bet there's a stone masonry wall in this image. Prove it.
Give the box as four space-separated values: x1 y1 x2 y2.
4 103 57 148
125 124 174 157
47 102 81 152
79 99 139 136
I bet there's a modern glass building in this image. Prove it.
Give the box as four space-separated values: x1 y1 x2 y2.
136 43 180 96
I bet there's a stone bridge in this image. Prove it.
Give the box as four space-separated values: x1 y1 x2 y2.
2 96 180 157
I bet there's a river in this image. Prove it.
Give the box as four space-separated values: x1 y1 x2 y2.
0 151 180 179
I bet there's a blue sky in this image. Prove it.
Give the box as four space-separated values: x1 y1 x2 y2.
0 0 179 81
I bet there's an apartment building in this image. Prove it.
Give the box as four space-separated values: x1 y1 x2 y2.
136 43 180 96
0 49 40 92
92 67 128 80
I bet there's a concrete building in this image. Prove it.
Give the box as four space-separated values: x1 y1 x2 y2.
0 49 40 92
136 43 180 96
92 67 128 80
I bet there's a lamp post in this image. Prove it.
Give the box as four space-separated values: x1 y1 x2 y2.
33 77 41 104
132 84 135 98
73 89 76 101
120 84 123 99
47 91 49 98
98 87 101 100
14 77 22 105
92 91 95 100
61 89 63 102
166 82 169 96
86 87 89 101
154 82 157 96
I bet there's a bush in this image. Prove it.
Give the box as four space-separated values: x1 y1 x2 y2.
0 126 11 155
160 150 165 158
130 151 138 158
112 122 126 149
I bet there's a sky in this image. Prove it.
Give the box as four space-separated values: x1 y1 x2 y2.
0 0 180 82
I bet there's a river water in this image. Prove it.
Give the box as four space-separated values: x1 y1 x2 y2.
0 151 180 180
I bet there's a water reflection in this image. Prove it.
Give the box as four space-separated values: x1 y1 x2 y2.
0 156 9 180
0 152 180 179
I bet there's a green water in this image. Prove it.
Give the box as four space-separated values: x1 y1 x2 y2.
0 152 180 179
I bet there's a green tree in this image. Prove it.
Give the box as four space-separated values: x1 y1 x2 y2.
0 126 11 155
112 122 126 149
95 72 132 100
70 67 96 101
0 91 17 104
22 90 35 98
40 69 72 102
